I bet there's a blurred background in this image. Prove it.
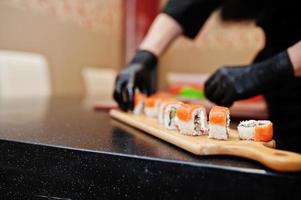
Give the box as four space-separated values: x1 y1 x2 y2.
0 0 265 104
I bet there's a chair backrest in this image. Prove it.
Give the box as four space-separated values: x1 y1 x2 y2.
82 67 116 100
0 50 51 98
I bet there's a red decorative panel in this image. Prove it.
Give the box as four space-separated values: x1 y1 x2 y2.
123 0 159 63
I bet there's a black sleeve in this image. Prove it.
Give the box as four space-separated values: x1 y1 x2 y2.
161 0 222 39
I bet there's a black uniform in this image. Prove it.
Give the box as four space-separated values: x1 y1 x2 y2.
162 0 301 152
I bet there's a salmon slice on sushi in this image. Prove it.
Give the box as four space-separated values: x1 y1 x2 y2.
255 120 273 142
208 106 230 140
144 92 174 118
176 104 208 136
238 120 273 142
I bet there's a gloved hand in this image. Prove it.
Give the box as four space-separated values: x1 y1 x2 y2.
113 50 158 111
204 51 294 107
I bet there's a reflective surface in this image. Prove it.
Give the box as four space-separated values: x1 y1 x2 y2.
0 96 265 171
0 96 300 199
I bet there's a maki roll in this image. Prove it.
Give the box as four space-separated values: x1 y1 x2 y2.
133 93 146 115
255 120 273 142
144 92 174 118
144 96 161 118
176 104 208 136
208 106 230 140
157 98 179 124
238 120 273 142
162 101 183 130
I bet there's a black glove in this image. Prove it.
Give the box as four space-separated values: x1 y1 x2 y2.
113 50 158 111
204 51 294 107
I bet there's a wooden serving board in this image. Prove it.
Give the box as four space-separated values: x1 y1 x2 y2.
110 109 301 172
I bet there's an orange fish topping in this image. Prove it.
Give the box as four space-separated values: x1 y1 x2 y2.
177 104 204 121
255 122 273 142
145 97 158 107
209 106 229 125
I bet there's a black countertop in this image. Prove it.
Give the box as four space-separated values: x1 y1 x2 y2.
0 96 300 199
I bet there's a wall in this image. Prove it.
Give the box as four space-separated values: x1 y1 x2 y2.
0 0 123 96
0 0 266 95
159 1 265 89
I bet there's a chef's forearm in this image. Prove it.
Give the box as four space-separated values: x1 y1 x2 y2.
139 13 183 57
288 41 301 76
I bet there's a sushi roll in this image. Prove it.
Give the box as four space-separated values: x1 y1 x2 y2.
255 120 273 142
237 120 257 140
144 92 174 118
238 120 273 142
144 96 161 118
208 106 230 140
133 93 146 115
176 104 208 136
157 98 178 124
162 101 183 130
